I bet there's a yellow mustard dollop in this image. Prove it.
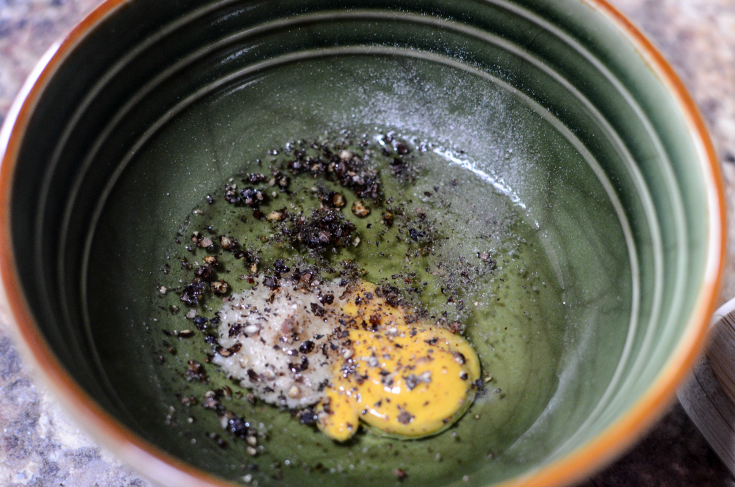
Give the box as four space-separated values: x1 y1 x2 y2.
317 282 480 441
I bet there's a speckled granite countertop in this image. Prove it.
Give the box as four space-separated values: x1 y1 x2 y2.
0 1 734 486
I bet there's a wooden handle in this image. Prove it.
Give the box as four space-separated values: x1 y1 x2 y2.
678 297 735 475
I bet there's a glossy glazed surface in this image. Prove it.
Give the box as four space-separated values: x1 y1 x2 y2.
0 0 724 487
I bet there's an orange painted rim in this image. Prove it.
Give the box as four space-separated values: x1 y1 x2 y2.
0 1 725 486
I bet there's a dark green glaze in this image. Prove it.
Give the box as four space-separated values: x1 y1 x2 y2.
128 124 569 485
8 1 711 486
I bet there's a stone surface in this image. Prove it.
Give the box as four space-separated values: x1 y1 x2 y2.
0 335 150 486
0 0 734 486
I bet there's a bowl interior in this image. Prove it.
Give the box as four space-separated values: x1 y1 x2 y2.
7 0 714 486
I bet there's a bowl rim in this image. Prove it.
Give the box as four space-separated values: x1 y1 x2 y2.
0 1 726 486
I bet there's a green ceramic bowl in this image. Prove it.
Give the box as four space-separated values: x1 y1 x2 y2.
0 1 725 486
